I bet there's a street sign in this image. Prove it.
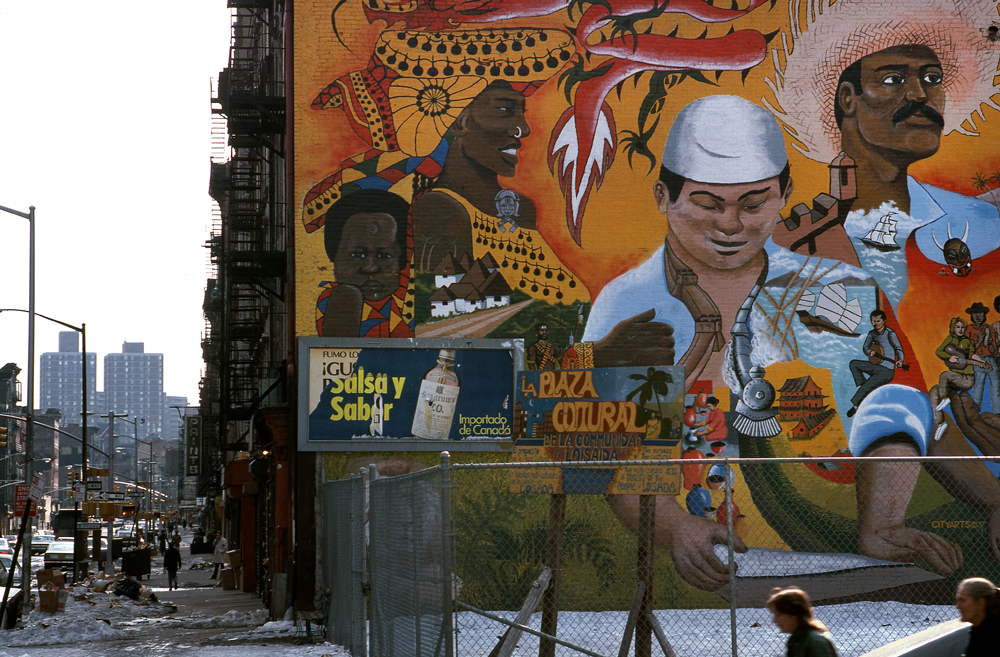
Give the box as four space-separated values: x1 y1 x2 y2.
78 522 102 531
28 472 43 503
100 492 126 501
14 485 36 517
127 491 143 499
86 480 102 491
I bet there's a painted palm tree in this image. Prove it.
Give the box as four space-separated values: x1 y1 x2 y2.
972 171 1000 209
990 171 1000 209
626 367 673 423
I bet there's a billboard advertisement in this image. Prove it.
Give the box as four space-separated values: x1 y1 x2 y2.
299 337 522 451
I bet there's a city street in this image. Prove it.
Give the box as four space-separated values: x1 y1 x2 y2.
0 527 342 656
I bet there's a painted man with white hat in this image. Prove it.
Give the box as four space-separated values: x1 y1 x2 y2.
583 94 795 591
584 94 793 389
765 0 1000 298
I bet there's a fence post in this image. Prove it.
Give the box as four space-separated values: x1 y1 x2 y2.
368 464 379 656
356 468 369 657
725 456 737 657
440 451 454 657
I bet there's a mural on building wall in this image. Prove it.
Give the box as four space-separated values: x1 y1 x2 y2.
297 0 1000 599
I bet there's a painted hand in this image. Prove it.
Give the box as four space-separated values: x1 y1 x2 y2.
667 512 748 591
593 309 675 367
985 508 1000 564
859 525 962 575
322 285 364 337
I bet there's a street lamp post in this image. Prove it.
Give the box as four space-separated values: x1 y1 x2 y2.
0 203 34 614
0 309 87 583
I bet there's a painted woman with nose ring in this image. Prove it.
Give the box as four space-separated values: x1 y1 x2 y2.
407 32 584 303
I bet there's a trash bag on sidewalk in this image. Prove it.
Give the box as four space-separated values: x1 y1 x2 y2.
113 577 141 600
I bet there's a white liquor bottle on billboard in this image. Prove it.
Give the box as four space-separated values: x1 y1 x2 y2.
411 349 460 439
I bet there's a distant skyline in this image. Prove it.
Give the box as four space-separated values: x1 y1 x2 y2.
0 3 233 404
40 332 188 438
41 331 186 399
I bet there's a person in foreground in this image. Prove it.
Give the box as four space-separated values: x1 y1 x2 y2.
767 587 839 657
955 577 1000 657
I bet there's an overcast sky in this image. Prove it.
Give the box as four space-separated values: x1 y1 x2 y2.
0 2 232 405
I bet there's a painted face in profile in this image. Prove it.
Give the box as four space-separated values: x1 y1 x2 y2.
850 44 945 161
334 213 402 302
659 176 789 271
455 83 530 178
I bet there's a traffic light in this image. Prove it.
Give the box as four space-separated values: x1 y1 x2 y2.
0 426 7 448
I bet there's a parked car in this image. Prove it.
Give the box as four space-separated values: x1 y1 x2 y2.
44 537 110 572
0 538 13 559
30 534 54 555
42 539 76 571
0 555 22 587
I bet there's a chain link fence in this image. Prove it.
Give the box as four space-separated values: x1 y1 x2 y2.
322 474 367 657
326 454 998 657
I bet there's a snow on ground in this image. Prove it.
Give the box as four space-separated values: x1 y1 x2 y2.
0 648 348 657
450 602 960 657
0 579 964 656
7 587 176 646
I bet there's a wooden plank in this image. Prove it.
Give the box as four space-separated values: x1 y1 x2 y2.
618 580 646 657
646 613 678 657
494 567 553 657
539 494 566 657
488 627 513 657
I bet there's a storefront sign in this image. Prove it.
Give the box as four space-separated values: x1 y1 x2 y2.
186 416 202 476
510 366 685 495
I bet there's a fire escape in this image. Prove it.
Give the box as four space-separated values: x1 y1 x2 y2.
204 1 287 493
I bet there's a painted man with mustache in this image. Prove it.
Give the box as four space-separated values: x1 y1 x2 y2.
831 43 998 263
836 44 949 216
764 0 1000 575
767 1 1000 280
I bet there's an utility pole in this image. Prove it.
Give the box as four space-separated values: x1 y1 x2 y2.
101 412 127 573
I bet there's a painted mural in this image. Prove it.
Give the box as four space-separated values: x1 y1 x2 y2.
297 0 1000 600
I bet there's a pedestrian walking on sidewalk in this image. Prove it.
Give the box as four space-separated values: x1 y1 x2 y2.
158 529 167 554
211 533 229 579
956 577 1000 657
767 587 839 657
164 541 182 591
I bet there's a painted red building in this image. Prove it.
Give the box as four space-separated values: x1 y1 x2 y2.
777 376 827 421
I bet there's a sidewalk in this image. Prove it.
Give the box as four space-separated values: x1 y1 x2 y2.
130 528 266 620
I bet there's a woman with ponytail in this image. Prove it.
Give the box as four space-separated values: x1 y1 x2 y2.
956 577 1000 657
767 587 840 657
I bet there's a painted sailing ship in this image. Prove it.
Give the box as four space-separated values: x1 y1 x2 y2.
795 282 862 337
860 212 900 251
